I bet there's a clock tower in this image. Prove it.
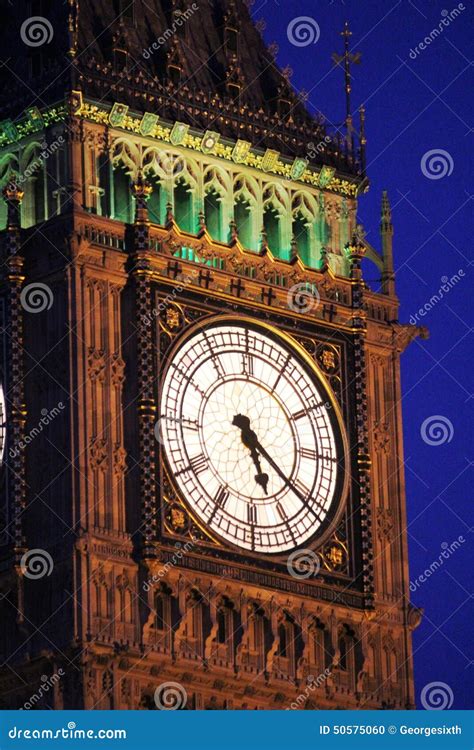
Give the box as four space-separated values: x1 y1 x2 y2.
0 0 425 710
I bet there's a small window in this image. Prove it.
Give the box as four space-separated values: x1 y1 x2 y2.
114 49 129 71
155 596 165 630
278 98 291 118
338 636 347 670
168 65 181 85
277 623 287 658
217 609 227 644
225 27 238 55
115 0 135 22
228 83 240 101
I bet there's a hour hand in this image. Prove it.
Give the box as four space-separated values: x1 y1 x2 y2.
232 414 269 494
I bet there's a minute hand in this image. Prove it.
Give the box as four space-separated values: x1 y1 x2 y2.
253 438 317 511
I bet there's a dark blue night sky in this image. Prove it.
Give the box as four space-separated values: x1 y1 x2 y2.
254 0 473 710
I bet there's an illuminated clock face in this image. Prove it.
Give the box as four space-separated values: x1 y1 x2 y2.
0 383 5 467
160 319 346 554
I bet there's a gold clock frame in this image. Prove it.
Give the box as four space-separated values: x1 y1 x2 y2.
158 313 351 561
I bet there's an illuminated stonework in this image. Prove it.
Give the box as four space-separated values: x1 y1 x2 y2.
0 0 424 712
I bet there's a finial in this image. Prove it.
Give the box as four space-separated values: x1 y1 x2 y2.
320 246 329 272
290 235 298 261
380 191 395 296
381 190 392 227
2 175 24 206
197 210 206 235
229 218 238 244
2 175 24 232
358 104 366 173
130 172 152 228
332 22 361 151
165 201 174 228
260 227 268 252
345 225 366 279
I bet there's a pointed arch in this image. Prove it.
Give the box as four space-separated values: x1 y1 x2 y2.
203 165 231 241
263 183 289 259
308 617 333 672
233 174 258 250
291 191 318 266
172 156 198 233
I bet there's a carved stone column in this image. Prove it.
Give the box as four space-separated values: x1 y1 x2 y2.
129 175 158 557
346 229 375 608
1 179 27 561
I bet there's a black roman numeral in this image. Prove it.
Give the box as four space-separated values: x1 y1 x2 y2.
242 353 254 377
214 486 229 509
248 505 258 524
190 453 208 474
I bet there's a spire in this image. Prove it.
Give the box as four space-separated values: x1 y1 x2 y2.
332 22 361 152
359 104 367 174
130 172 152 251
380 190 395 296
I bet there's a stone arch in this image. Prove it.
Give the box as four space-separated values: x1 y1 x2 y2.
337 623 364 692
274 609 303 680
110 140 138 223
291 191 319 266
172 155 199 233
307 616 334 674
262 182 290 258
19 140 47 227
382 634 398 684
233 174 258 249
203 165 232 241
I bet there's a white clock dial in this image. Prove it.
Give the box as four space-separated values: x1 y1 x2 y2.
0 383 5 467
160 319 347 554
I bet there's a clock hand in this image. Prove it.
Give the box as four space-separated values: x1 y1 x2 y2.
233 413 316 510
232 414 269 494
252 438 308 506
